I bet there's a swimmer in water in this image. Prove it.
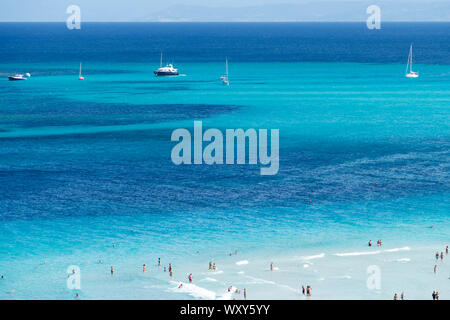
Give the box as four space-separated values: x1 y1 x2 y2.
178 283 183 289
368 240 372 247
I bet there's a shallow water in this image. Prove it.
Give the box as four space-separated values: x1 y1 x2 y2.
0 23 449 299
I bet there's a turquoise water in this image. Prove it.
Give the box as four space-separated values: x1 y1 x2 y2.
0 60 449 299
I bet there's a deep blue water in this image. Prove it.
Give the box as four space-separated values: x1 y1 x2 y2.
0 22 450 63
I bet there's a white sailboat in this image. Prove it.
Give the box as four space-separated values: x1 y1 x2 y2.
78 62 84 80
405 44 419 78
220 57 229 85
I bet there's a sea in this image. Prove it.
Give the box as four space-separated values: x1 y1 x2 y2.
0 22 449 300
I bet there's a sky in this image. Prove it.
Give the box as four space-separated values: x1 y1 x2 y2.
0 0 449 22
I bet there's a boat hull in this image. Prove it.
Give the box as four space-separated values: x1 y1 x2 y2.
154 71 179 76
8 76 26 81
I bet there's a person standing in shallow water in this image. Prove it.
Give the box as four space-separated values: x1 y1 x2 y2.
401 292 404 300
143 264 146 272
188 273 193 283
244 288 247 300
393 293 398 300
306 285 312 297
111 266 114 276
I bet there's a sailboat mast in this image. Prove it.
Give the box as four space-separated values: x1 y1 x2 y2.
409 44 413 73
79 63 82 77
406 45 411 75
225 57 228 77
160 52 162 67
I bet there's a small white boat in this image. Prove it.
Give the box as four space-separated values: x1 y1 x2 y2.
405 44 419 78
78 63 84 80
220 57 229 85
154 52 179 76
8 74 26 81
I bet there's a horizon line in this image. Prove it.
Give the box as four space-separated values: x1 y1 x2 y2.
1 20 450 23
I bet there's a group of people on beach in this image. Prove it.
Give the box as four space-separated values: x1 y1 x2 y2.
393 292 405 300
368 240 383 247
301 285 312 297
208 261 217 271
